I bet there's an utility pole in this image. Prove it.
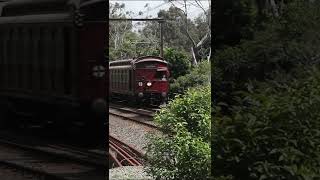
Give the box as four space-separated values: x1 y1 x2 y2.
109 18 165 58
159 21 164 57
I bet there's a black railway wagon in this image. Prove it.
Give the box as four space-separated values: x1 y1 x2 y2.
0 0 107 131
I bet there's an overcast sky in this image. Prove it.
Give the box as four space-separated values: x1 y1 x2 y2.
110 0 210 19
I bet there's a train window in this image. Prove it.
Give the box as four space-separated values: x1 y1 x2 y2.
124 70 127 83
155 71 167 80
80 0 107 21
122 70 124 81
116 70 119 87
114 70 116 88
116 70 118 85
129 70 132 90
1 2 69 17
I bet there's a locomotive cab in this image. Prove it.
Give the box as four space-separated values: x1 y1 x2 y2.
134 59 169 104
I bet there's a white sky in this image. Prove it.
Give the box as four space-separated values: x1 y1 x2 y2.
110 1 210 32
110 0 210 19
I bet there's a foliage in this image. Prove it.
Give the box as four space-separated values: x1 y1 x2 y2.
214 0 260 49
141 4 211 64
213 1 320 179
163 48 191 80
109 2 211 64
109 32 140 61
145 85 211 180
213 0 320 105
109 2 136 60
213 67 320 179
170 61 210 98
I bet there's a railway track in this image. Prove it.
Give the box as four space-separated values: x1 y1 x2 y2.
109 135 144 168
0 135 106 180
109 104 159 130
109 102 159 117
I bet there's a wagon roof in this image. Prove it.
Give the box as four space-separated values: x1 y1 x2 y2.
0 0 102 5
0 0 105 22
109 59 133 67
0 0 105 9
133 56 168 64
109 56 168 67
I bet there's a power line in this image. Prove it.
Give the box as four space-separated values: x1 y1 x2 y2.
132 1 170 18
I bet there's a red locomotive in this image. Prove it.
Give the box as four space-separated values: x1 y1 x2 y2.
109 56 170 105
0 0 107 132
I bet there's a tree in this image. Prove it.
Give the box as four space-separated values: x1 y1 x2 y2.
164 48 191 80
139 1 211 65
109 2 138 60
213 67 320 179
213 1 320 179
170 60 210 98
165 0 211 65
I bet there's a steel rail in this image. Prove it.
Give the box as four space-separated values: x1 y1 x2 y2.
109 135 144 167
109 104 155 117
109 149 123 168
109 139 142 166
0 140 106 180
0 139 107 168
0 160 68 180
109 135 144 158
109 111 159 130
109 141 141 166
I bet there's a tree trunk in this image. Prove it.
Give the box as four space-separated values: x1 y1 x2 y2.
207 47 211 62
191 46 202 66
269 0 279 17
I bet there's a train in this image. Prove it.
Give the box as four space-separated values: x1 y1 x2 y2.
109 56 170 105
0 0 107 133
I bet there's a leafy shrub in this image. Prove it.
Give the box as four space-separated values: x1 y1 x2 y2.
213 0 320 106
170 61 211 98
213 67 320 179
145 85 211 180
164 48 191 80
213 1 320 179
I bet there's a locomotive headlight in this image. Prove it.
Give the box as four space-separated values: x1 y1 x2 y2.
147 82 152 87
138 82 143 86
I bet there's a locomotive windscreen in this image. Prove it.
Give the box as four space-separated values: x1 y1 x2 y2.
1 1 69 16
136 62 157 68
80 0 106 21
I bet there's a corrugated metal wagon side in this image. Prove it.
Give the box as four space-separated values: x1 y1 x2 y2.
0 0 107 133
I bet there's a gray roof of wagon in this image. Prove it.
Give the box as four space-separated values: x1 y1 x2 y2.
134 56 167 64
0 0 104 9
109 56 168 67
0 0 105 21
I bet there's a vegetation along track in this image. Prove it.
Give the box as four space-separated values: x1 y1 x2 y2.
109 135 144 168
109 103 160 130
0 137 106 180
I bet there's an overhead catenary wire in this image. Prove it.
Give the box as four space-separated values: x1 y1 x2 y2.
132 1 171 18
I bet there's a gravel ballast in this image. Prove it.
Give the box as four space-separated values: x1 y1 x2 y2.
109 114 159 154
109 166 153 180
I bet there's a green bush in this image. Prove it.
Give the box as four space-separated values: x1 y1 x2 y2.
213 1 320 179
170 61 211 98
164 48 191 80
213 67 320 179
213 0 320 106
145 85 211 180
